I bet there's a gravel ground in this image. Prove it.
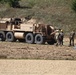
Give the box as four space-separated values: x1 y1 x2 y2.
0 38 76 75
0 38 76 60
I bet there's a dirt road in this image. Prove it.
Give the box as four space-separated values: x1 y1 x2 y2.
0 60 76 75
0 38 76 60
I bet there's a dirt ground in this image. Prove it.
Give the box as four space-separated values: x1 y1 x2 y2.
0 38 76 60
0 60 76 75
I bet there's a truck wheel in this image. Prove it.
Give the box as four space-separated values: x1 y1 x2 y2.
6 32 15 42
0 31 5 41
47 39 56 45
25 33 34 44
35 34 45 44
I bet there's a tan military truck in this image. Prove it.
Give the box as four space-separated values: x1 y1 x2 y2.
0 18 56 44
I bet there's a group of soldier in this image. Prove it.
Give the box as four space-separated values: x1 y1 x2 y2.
54 29 75 47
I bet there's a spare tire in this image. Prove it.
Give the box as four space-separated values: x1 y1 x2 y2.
25 33 34 44
0 31 5 41
35 34 45 44
6 32 15 42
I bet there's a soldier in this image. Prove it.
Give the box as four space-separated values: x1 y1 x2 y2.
55 30 60 46
58 29 64 46
69 30 75 46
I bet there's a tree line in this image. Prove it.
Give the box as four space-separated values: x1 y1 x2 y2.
0 0 76 12
0 0 21 8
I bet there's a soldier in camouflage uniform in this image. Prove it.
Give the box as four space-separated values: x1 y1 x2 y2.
55 30 60 46
58 29 64 46
69 30 75 46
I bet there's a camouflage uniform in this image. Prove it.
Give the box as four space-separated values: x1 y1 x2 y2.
69 30 75 46
55 30 59 46
58 30 64 46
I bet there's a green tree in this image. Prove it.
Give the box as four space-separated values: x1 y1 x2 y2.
72 0 76 12
0 0 21 8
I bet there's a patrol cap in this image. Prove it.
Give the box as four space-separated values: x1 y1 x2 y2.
61 30 63 32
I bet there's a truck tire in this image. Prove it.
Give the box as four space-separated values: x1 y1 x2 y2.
6 32 15 42
0 31 5 41
25 33 34 44
35 34 45 44
47 39 56 45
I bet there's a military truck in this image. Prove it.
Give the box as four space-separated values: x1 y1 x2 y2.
0 18 56 44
